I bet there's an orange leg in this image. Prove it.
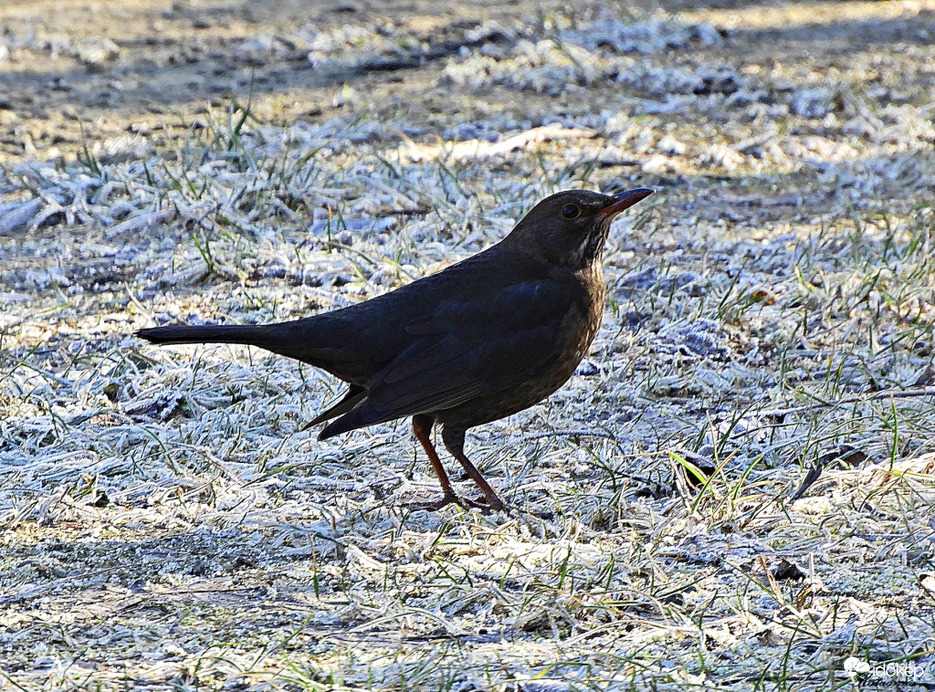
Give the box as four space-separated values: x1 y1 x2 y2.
442 428 505 512
410 414 460 511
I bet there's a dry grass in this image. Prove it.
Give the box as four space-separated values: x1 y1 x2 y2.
1 1 935 690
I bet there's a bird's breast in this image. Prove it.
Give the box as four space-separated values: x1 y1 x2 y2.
498 264 605 408
432 259 607 431
563 264 605 370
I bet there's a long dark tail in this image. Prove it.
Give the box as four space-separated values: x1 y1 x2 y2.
136 323 311 362
137 324 269 345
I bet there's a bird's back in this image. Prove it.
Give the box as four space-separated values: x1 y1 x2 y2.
290 240 591 387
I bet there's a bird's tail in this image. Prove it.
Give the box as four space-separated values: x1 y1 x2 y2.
137 324 292 355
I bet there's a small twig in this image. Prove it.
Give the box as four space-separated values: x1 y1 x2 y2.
762 387 935 419
524 429 617 441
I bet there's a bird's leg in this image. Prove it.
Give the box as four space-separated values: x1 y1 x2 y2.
442 428 505 512
409 414 461 511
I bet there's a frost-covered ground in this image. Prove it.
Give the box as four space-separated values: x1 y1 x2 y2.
2 1 935 690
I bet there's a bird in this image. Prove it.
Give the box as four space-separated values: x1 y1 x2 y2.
137 187 653 512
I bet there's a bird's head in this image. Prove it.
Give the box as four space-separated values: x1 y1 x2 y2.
504 188 653 269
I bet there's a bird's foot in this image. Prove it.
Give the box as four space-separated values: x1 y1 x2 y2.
405 492 505 514
467 494 506 514
462 494 502 514
404 492 464 513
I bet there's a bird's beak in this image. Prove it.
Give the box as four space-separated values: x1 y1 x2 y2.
598 188 654 217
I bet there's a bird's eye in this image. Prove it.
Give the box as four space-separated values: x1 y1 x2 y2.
561 203 581 219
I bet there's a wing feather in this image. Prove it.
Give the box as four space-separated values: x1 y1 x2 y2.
318 279 578 439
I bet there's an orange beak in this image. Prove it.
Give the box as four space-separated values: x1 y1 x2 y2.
598 188 654 217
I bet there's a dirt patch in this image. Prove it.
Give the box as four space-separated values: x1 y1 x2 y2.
0 0 567 166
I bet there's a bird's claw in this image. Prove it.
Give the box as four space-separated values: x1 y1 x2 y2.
405 492 505 514
404 493 458 512
472 495 509 513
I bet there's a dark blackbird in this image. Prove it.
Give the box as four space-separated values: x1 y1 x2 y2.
137 188 653 511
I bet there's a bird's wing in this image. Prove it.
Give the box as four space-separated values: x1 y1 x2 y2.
304 384 366 428
318 279 578 439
